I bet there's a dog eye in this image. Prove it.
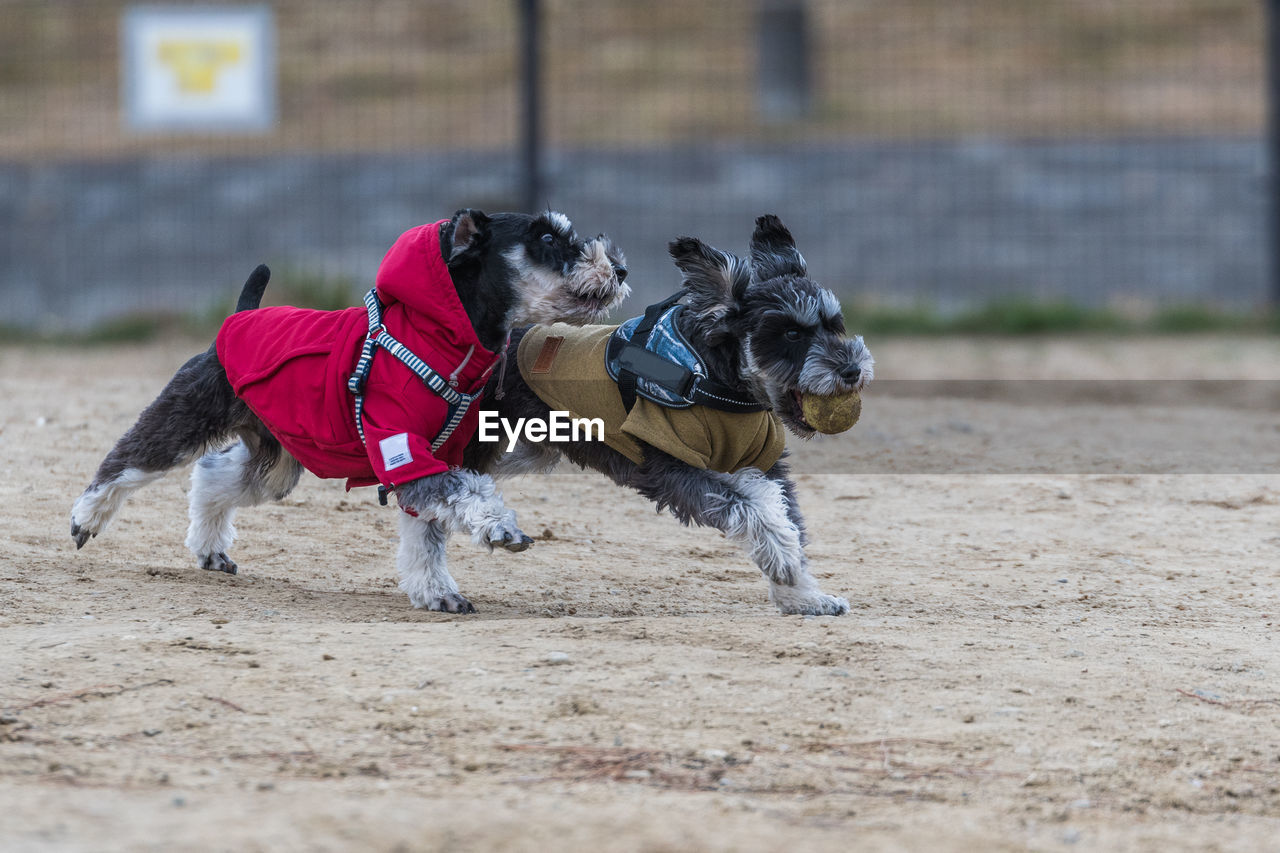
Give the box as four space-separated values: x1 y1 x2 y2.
784 328 802 342
541 233 555 244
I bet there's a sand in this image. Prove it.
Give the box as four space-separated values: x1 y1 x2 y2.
1 336 1278 852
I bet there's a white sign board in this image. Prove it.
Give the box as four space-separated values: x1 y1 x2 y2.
122 6 275 132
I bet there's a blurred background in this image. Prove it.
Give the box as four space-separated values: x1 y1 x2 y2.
0 0 1274 335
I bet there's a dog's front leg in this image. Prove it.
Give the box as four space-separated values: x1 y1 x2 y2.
634 451 849 616
758 456 850 616
396 469 534 552
395 513 474 613
392 470 534 612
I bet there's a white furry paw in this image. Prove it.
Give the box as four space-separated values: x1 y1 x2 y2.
71 469 164 549
770 585 851 616
70 489 108 549
493 531 534 553
419 592 476 614
70 516 96 550
198 552 238 575
477 509 533 553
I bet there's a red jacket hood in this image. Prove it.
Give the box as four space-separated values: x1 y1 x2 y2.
374 220 494 362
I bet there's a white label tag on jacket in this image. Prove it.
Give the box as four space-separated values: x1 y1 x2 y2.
379 433 412 470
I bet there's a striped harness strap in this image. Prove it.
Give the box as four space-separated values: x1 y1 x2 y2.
346 288 480 456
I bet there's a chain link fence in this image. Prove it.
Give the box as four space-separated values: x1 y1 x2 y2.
0 0 1269 331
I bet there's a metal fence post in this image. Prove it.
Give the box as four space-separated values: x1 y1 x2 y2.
519 0 543 213
757 0 812 122
1269 0 1280 304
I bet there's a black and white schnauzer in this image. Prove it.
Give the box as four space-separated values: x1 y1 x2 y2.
70 209 629 613
467 215 872 616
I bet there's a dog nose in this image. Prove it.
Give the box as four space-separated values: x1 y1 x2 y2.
840 364 861 384
613 265 628 284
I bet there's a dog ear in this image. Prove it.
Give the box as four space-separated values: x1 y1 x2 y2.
749 214 807 281
445 208 491 261
668 236 751 320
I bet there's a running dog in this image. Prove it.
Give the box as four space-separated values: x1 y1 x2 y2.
70 209 629 613
466 215 872 615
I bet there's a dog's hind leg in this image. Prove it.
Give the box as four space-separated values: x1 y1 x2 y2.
633 451 849 616
396 514 475 613
185 429 302 574
71 347 248 549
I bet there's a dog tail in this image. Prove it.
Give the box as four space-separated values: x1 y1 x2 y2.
234 264 271 313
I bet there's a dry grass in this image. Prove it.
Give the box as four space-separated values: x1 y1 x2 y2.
0 0 1264 161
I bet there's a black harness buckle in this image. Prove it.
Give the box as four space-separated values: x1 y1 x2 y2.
616 290 685 413
616 344 694 399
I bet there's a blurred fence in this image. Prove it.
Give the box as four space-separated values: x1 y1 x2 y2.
0 0 1270 332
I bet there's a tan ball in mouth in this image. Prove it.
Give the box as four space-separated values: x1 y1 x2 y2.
800 390 861 434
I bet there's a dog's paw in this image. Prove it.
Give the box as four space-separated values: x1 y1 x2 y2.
480 511 532 554
424 592 476 614
770 585 850 616
70 518 96 550
781 594 850 616
70 491 108 549
804 594 851 616
198 552 238 575
496 532 535 553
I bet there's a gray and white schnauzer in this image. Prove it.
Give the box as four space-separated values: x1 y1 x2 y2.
466 215 872 616
70 209 629 613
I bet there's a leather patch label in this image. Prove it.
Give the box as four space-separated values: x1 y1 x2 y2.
531 336 564 374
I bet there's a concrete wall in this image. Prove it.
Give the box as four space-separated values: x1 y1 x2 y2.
1 138 1266 332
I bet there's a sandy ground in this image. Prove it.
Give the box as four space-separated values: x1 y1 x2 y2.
1 336 1279 852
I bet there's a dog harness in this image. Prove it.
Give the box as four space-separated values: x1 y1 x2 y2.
347 287 505 503
348 287 494 454
605 292 766 414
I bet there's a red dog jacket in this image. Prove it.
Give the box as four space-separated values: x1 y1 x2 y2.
216 220 501 491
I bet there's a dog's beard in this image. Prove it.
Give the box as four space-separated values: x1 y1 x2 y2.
797 337 873 394
508 240 629 326
566 239 630 323
745 333 873 439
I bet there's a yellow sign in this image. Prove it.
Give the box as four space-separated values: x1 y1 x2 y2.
156 40 244 94
123 6 275 131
